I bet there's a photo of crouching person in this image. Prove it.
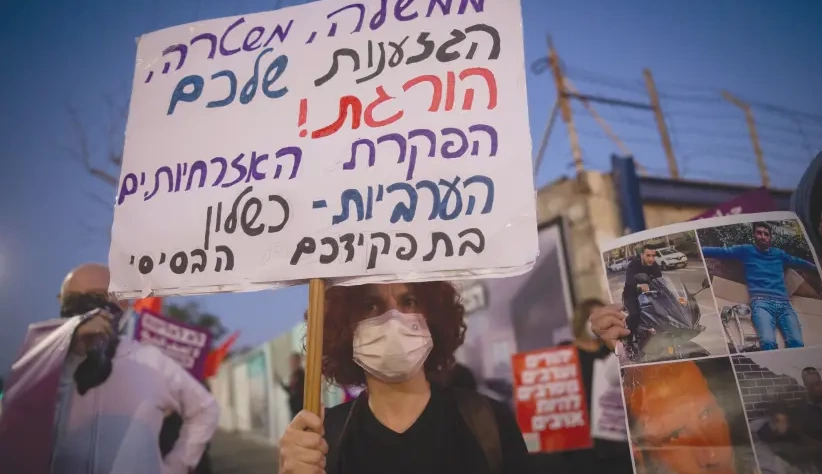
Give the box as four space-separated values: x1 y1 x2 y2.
698 220 822 352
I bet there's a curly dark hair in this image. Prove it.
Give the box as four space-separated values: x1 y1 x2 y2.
318 282 466 387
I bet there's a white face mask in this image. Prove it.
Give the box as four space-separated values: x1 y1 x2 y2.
352 310 433 383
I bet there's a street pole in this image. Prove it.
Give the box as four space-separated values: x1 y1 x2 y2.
643 69 680 180
534 101 559 175
722 90 770 188
547 36 584 175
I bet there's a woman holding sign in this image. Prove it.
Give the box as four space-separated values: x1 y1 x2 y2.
278 282 532 474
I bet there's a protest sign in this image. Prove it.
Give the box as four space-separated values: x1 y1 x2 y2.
134 310 212 379
690 187 777 221
109 0 538 298
511 346 592 453
590 353 627 442
600 211 822 474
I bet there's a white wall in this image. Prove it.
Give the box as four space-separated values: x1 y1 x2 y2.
210 321 344 445
212 367 235 431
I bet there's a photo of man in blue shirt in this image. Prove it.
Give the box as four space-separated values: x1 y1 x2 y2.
701 222 818 351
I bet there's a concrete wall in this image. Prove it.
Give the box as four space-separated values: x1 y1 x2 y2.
643 202 707 228
535 172 626 303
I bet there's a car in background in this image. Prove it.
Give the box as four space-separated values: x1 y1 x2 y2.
608 258 628 273
655 246 688 270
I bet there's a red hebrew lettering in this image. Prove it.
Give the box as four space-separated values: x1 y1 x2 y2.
365 86 404 128
459 67 497 110
311 96 363 139
402 74 443 112
445 71 456 111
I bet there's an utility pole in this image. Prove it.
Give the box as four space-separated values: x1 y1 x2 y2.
547 36 584 175
722 90 770 188
564 79 631 157
533 102 558 175
643 69 680 180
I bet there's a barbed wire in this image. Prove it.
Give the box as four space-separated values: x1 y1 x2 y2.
537 64 821 188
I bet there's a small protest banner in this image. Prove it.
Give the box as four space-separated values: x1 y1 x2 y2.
690 187 777 221
590 353 628 442
135 310 212 379
109 0 538 298
511 346 592 453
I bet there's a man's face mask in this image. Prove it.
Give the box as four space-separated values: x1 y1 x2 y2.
352 310 433 383
60 292 124 395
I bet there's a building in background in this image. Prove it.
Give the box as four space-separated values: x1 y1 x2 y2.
209 321 342 444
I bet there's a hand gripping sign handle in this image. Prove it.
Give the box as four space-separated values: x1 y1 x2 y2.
303 278 326 416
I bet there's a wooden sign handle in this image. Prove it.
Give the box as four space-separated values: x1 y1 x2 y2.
303 278 326 416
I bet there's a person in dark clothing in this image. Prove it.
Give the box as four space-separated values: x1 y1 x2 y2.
160 413 213 474
532 299 634 474
159 379 214 474
277 352 305 420
278 282 532 474
796 367 822 441
758 401 822 473
622 245 663 335
795 367 822 472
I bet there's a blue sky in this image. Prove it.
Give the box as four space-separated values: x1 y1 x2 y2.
1 0 820 376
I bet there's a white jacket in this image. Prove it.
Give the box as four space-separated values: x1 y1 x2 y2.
50 339 219 474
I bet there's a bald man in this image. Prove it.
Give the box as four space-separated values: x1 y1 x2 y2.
0 263 219 474
623 360 737 474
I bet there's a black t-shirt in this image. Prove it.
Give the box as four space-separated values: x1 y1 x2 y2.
567 345 633 473
327 385 532 474
795 401 822 441
287 368 305 415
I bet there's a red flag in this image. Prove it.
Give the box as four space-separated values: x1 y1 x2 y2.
204 331 240 378
133 297 162 314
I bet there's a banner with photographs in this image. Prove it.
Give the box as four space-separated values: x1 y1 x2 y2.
600 211 822 474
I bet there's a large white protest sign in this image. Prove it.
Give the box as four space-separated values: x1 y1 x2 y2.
109 0 537 297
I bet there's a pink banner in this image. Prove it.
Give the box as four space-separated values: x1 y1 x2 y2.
691 187 777 221
134 310 212 380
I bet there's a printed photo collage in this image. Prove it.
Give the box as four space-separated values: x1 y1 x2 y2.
600 212 822 474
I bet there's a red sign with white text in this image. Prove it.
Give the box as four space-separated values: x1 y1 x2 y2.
511 346 592 453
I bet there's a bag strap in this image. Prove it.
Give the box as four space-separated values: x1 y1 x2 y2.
325 396 359 474
454 389 502 474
